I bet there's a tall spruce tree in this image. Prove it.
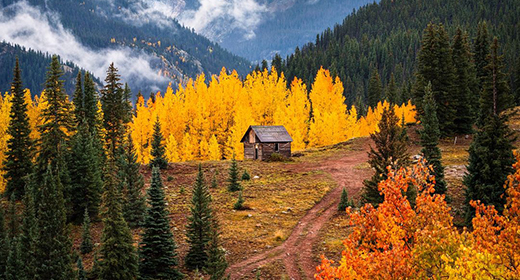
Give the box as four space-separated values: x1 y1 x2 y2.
3 57 34 199
69 123 103 222
83 72 102 135
478 38 514 125
118 135 146 228
139 167 183 280
368 68 383 108
419 83 447 195
150 118 168 170
474 21 490 91
362 107 410 206
451 28 475 134
101 63 127 156
386 73 398 105
95 162 138 280
36 55 74 171
73 72 84 123
34 166 74 280
414 23 457 135
77 257 86 280
464 38 515 225
185 165 213 270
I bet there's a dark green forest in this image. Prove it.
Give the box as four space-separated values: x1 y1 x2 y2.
276 0 520 107
0 42 100 94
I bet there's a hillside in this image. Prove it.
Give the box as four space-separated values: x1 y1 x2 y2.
0 42 101 95
278 0 520 106
0 0 251 95
176 0 373 63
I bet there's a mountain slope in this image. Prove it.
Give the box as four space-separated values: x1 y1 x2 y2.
177 0 373 63
278 0 520 106
0 0 251 95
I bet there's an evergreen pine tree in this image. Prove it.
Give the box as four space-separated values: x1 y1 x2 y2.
19 180 37 280
101 63 127 156
73 72 84 123
233 191 244 210
367 68 383 108
474 21 490 91
3 57 34 199
139 167 183 280
463 115 514 224
80 208 93 255
338 188 353 212
211 172 218 189
118 135 146 228
204 220 228 280
414 23 457 135
386 73 398 105
185 165 213 270
36 55 74 171
478 37 513 125
241 169 251 181
227 156 241 192
83 72 102 136
69 123 103 222
362 107 410 206
451 28 475 134
150 118 168 170
464 38 515 225
0 207 7 277
419 83 447 195
77 257 86 280
34 166 74 280
95 162 138 280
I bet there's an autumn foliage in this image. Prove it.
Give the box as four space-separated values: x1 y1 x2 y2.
128 67 415 163
0 67 416 191
316 153 520 279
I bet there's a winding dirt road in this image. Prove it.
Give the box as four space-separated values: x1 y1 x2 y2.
227 141 371 279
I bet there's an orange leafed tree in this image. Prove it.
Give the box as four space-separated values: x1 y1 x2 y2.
316 160 459 279
0 92 12 192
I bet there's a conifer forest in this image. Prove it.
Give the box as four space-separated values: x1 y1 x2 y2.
0 0 520 279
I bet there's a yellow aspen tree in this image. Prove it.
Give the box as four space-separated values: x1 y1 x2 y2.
208 134 221 161
0 92 12 192
181 132 195 161
308 68 348 147
275 78 310 150
26 90 43 142
226 91 254 160
131 95 153 163
345 106 360 140
198 137 209 160
158 84 186 144
165 134 180 162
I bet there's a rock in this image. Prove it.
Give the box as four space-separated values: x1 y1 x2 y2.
286 207 293 212
253 175 260 179
281 211 288 214
247 214 253 218
255 223 262 228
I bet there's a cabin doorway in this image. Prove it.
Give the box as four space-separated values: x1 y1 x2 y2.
254 146 259 160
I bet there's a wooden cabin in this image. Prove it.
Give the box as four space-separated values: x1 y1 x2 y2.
240 125 293 160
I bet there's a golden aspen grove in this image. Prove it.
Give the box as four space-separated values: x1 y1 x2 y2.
0 67 415 191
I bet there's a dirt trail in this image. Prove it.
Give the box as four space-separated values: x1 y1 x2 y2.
227 141 371 279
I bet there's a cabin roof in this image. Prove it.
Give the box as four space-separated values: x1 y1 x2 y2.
240 125 293 143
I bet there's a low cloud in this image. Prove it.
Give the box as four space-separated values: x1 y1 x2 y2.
179 0 268 40
0 1 168 92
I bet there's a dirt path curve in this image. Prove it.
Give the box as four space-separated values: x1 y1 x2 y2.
227 140 371 279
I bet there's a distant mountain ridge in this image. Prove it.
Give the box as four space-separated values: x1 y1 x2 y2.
0 0 251 96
